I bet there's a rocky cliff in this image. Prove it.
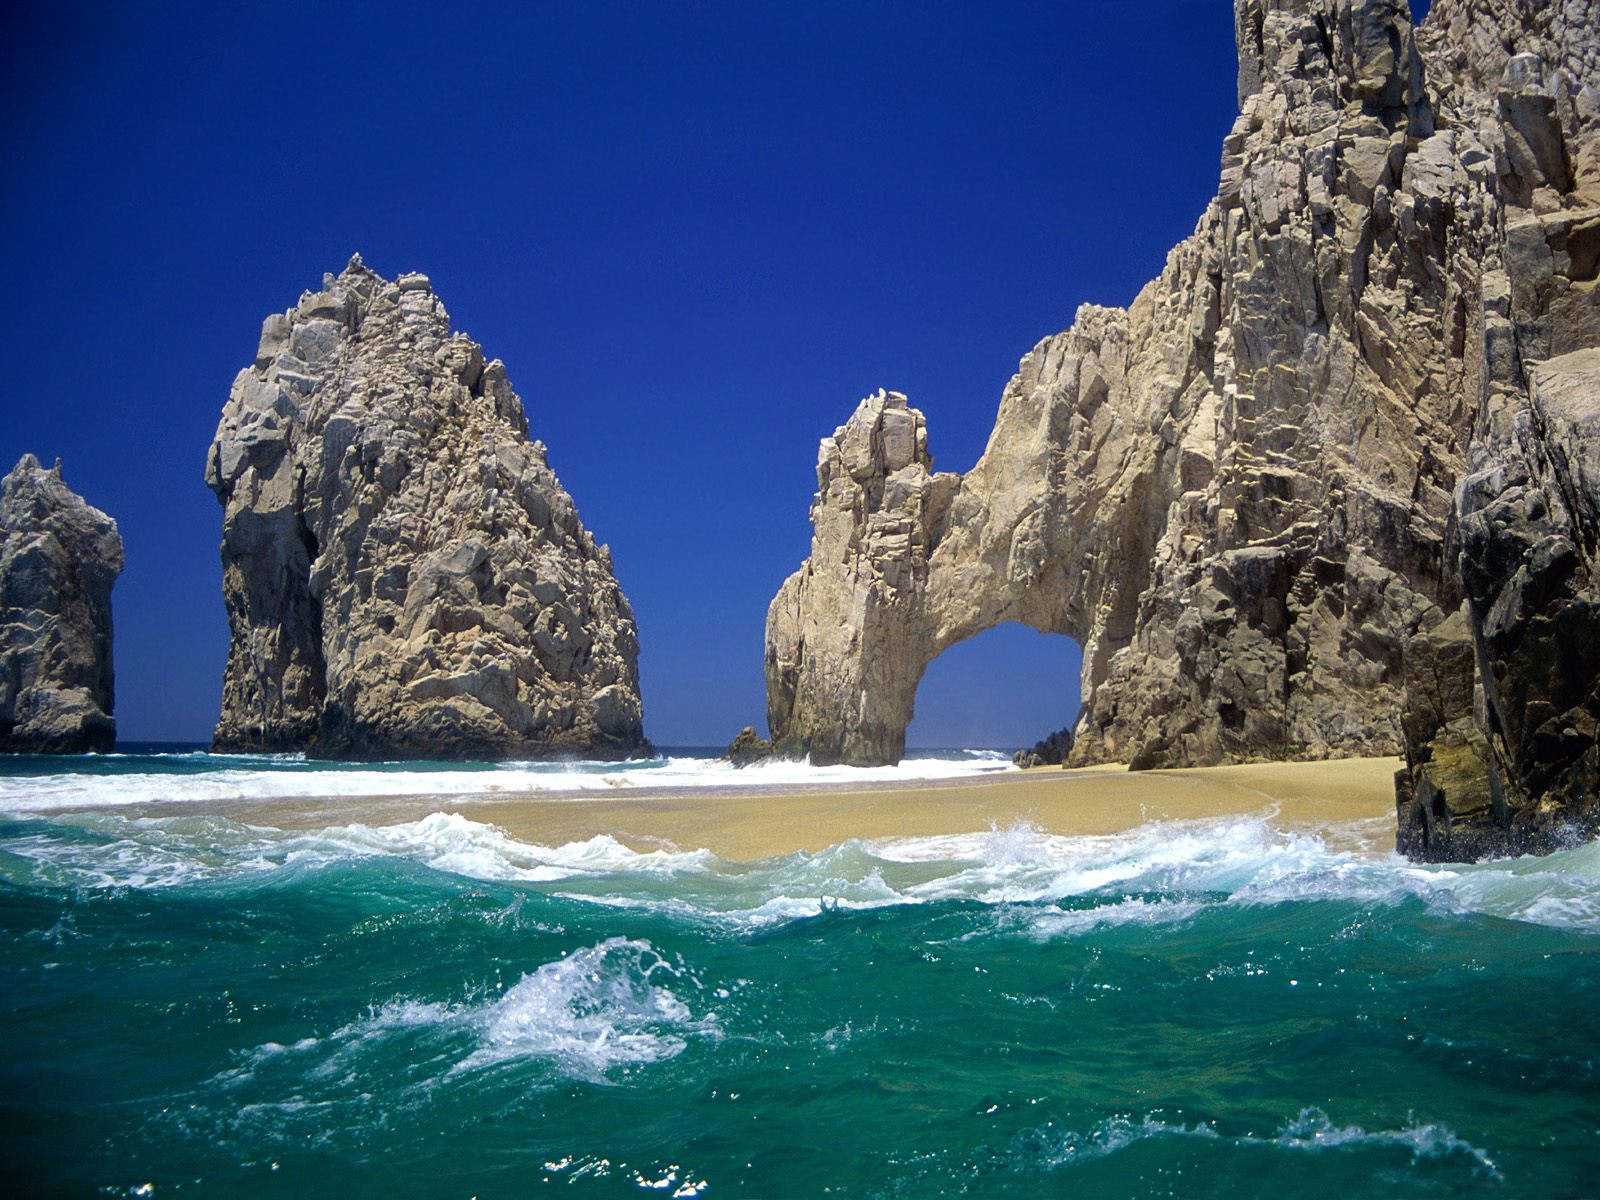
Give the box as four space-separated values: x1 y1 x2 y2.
208 257 648 760
767 0 1600 859
1391 4 1600 858
0 455 123 753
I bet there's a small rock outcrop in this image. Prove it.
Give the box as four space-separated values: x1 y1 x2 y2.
208 257 648 760
723 725 775 767
767 0 1600 857
0 456 123 754
1014 725 1075 770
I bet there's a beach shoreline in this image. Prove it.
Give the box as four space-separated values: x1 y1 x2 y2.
59 755 1405 860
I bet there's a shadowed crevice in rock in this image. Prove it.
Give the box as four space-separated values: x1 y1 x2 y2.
1397 351 1600 859
0 455 123 754
208 257 649 761
767 0 1600 861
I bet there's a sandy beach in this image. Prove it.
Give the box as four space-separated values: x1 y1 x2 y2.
104 755 1406 860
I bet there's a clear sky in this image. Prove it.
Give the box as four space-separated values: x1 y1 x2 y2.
2 0 1251 748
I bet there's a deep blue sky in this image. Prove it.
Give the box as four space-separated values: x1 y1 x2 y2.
1 0 1243 748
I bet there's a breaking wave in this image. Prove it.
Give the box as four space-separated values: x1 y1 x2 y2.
5 809 1599 935
219 937 715 1090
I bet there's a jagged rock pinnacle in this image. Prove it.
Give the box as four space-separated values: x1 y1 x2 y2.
1 455 123 754
207 258 649 760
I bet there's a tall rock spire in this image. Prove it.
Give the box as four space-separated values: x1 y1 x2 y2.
208 259 649 760
1 455 123 754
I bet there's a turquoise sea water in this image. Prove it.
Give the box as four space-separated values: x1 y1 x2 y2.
2 751 1598 1197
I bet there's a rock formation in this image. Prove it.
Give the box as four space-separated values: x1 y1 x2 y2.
1014 725 1075 770
1397 350 1600 858
723 725 775 767
1390 7 1600 858
208 257 648 760
767 0 1600 859
0 455 123 753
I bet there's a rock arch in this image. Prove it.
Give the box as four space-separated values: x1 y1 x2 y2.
765 0 1545 768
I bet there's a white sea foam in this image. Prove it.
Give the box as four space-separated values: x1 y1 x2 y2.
997 896 1209 939
6 808 1600 935
872 818 1600 934
461 937 718 1075
297 814 718 884
0 750 1014 812
1016 1107 1500 1176
224 937 713 1090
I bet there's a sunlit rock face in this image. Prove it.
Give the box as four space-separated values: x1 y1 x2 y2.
208 257 648 760
768 0 1600 857
0 455 123 754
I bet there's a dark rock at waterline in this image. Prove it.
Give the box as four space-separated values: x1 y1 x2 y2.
724 725 775 767
1013 725 1075 769
1397 352 1600 862
0 455 123 754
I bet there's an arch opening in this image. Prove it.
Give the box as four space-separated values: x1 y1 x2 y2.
904 622 1083 753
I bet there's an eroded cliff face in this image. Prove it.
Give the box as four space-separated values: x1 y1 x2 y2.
1393 3 1600 858
766 0 1600 808
208 257 647 760
0 456 123 754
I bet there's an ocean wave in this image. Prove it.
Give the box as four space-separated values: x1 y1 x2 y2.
5 810 1600 935
462 937 718 1075
0 751 1014 811
223 938 715 1093
875 819 1600 934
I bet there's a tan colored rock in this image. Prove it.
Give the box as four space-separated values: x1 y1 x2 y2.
767 0 1600 827
208 257 648 760
0 456 123 754
771 0 1456 768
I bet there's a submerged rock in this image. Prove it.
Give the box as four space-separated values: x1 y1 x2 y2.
766 0 1600 857
0 456 123 754
208 257 648 760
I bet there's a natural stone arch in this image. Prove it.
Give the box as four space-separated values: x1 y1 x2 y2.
762 0 1534 770
765 0 1600 859
765 359 1176 768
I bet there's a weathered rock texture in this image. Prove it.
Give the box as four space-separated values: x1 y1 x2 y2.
0 456 123 753
1397 351 1600 858
208 257 647 760
767 0 1600 860
1392 3 1600 860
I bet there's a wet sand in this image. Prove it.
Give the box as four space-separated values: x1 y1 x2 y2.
119 755 1403 860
